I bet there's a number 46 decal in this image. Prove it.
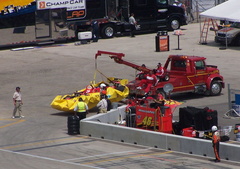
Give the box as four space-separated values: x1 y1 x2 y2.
142 116 153 126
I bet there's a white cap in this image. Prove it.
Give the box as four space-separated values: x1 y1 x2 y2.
212 126 218 132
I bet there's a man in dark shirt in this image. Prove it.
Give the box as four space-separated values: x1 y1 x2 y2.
91 19 99 42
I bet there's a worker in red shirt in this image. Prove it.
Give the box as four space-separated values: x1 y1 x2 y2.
155 63 165 81
212 125 221 162
137 70 157 94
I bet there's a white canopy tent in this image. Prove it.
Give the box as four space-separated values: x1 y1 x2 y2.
199 0 240 47
200 0 240 22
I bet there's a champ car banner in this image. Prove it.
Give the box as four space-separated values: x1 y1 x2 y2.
37 0 86 20
37 0 86 11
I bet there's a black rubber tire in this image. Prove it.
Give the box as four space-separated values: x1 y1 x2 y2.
101 24 115 38
68 116 80 125
68 129 80 135
68 120 79 125
210 81 222 96
167 17 180 31
68 116 79 120
67 124 79 128
67 116 80 135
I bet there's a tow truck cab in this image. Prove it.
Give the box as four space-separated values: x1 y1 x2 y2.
163 55 224 95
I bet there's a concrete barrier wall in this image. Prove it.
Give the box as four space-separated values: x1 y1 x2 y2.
80 106 240 162
84 106 126 124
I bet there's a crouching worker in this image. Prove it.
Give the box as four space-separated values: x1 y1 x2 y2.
74 98 89 120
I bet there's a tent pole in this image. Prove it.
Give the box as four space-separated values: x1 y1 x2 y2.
225 19 228 49
199 15 202 44
196 1 199 23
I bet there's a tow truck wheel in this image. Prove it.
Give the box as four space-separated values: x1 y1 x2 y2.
167 17 180 31
210 81 222 96
101 24 115 38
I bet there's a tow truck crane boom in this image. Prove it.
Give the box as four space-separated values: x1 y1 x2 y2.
95 50 151 73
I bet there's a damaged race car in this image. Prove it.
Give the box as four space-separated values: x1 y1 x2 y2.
50 77 129 112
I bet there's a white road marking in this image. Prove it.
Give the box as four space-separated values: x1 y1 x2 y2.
0 148 104 169
63 147 152 161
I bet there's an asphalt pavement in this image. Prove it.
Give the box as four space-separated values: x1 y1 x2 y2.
0 22 240 169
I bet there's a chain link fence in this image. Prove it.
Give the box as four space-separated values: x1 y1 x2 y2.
169 0 228 23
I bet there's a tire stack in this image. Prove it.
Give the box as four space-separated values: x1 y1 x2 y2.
68 116 80 135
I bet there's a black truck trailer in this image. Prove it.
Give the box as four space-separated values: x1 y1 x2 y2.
71 0 187 38
0 0 187 47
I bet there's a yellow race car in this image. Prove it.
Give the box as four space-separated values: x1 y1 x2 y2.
50 77 129 112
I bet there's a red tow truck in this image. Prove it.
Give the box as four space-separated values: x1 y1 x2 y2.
96 51 223 135
96 51 225 98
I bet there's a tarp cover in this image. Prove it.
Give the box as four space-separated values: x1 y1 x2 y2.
200 0 240 22
50 78 129 112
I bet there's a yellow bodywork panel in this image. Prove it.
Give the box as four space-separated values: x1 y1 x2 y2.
50 78 129 112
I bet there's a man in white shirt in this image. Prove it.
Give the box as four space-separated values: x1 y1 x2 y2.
97 95 108 113
12 87 24 118
129 13 137 37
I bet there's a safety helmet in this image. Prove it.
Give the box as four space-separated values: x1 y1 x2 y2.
100 83 106 88
211 126 218 132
